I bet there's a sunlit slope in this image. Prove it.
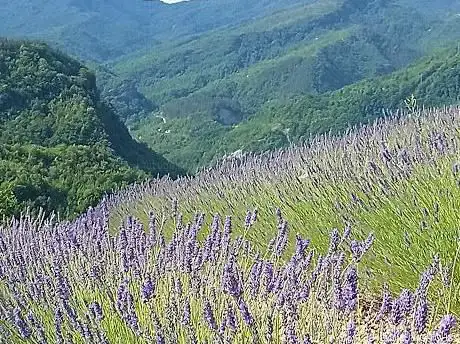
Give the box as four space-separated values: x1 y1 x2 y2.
117 0 460 171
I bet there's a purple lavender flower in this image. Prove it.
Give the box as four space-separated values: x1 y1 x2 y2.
431 314 457 342
12 308 31 339
141 276 155 302
62 300 80 331
346 318 356 344
53 263 71 301
117 280 128 312
283 314 298 344
222 256 242 298
244 211 252 228
55 307 64 344
417 261 438 297
211 214 220 234
88 302 104 321
262 261 275 294
350 233 374 262
343 266 358 312
182 298 191 325
151 311 165 344
250 208 258 224
26 311 46 344
376 284 392 321
148 211 157 246
350 240 363 261
333 276 344 311
203 300 218 331
171 198 178 218
329 228 340 252
303 334 312 344
402 328 412 344
400 289 414 314
391 289 413 326
414 297 429 334
237 297 254 326
275 220 289 257
343 223 352 239
364 233 374 252
225 303 238 331
265 313 273 342
248 256 263 297
223 216 232 237
295 234 310 259
156 332 165 344
174 278 183 297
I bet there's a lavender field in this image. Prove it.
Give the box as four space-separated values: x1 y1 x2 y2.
1 106 460 343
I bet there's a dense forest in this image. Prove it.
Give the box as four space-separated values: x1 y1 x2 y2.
0 40 182 218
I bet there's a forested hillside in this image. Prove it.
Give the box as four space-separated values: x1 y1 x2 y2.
0 40 181 218
132 46 460 170
3 1 460 176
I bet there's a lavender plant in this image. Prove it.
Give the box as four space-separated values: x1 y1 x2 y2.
0 207 458 343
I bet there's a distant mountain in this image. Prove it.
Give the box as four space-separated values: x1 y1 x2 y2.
0 0 311 62
110 0 460 171
0 39 182 218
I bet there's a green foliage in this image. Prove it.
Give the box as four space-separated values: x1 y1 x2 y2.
224 47 460 151
115 0 414 118
0 39 181 218
0 144 145 218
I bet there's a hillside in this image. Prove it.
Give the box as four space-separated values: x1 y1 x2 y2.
3 0 460 174
0 39 181 218
109 0 460 171
113 105 460 315
131 45 460 170
2 2 460 343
